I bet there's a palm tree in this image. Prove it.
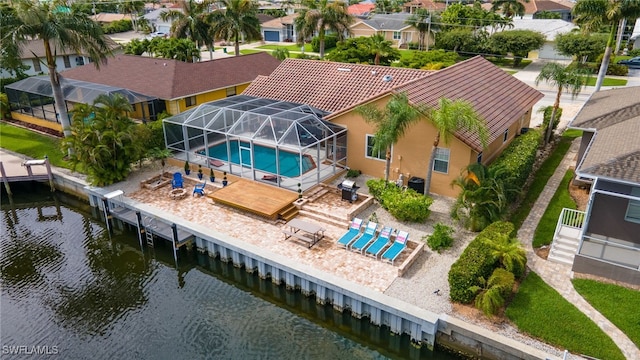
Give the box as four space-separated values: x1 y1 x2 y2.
470 268 515 317
160 0 215 57
355 93 422 183
572 0 640 92
368 34 394 66
484 233 527 278
272 47 290 60
209 0 262 57
1 0 113 138
423 98 489 196
406 8 438 51
294 0 353 59
490 0 530 18
535 62 590 145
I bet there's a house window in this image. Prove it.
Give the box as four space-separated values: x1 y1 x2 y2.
365 135 385 160
625 187 640 224
75 57 85 66
63 55 71 68
433 147 450 174
393 31 401 40
503 129 509 143
477 152 483 164
185 96 196 107
32 59 41 72
226 86 236 97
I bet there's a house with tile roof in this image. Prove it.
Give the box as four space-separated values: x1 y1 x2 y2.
243 56 543 197
5 52 281 132
348 2 376 18
350 13 424 48
262 13 299 42
554 86 640 286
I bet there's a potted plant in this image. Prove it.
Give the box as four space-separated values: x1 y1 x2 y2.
222 172 228 187
184 160 191 175
197 164 203 180
209 168 215 182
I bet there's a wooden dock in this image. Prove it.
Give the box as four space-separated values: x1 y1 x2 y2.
0 151 54 194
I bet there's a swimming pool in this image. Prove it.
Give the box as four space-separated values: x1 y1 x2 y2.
206 140 315 178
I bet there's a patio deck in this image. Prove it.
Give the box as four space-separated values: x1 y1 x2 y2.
207 179 298 220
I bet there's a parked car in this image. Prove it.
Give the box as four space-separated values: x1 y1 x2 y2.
148 31 167 39
617 56 640 69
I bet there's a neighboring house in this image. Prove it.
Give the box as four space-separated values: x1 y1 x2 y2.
403 0 447 14
350 13 424 48
348 1 375 19
5 52 281 131
243 56 542 197
486 19 577 60
262 13 299 42
521 0 573 21
0 39 122 79
89 12 134 24
553 86 640 286
143 7 181 34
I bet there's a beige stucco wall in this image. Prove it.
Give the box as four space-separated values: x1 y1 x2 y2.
350 23 420 48
481 111 531 164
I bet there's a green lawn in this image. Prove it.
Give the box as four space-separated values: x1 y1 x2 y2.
509 130 582 231
572 278 640 348
586 77 627 87
504 70 517 75
227 49 265 56
532 169 576 247
0 122 71 169
257 44 313 52
506 272 625 360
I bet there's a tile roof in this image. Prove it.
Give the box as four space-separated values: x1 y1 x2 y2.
348 3 375 16
403 0 447 11
262 13 298 28
89 13 134 22
17 38 121 59
357 13 413 31
60 52 281 100
570 86 640 184
242 59 432 113
394 56 544 152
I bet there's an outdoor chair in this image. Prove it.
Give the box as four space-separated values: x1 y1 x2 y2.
336 218 364 248
349 221 378 254
365 226 394 259
172 172 184 189
193 181 206 197
381 230 409 265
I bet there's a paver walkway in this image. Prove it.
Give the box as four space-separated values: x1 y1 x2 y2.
516 139 640 360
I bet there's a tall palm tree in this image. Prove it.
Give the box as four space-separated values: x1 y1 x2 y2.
424 98 489 196
209 0 262 57
573 0 640 92
405 8 438 51
535 62 590 145
368 34 394 66
355 93 422 183
294 0 353 59
1 0 113 138
160 0 215 57
490 0 530 18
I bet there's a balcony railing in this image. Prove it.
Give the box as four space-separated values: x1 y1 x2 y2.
553 208 585 240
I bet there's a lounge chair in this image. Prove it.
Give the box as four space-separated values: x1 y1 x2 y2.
349 221 378 254
193 181 206 196
336 218 364 248
172 172 183 189
365 226 394 259
381 230 409 265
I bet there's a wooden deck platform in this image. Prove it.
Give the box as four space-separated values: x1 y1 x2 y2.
208 179 298 220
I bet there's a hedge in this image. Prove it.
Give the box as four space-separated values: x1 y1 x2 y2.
366 179 433 222
489 129 541 201
448 221 515 303
311 34 338 53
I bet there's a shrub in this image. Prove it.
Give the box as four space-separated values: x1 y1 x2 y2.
346 169 361 178
540 106 562 135
448 221 514 303
628 48 640 57
471 268 515 316
397 49 459 69
366 178 433 222
311 34 338 53
425 223 454 253
0 93 10 119
489 129 541 202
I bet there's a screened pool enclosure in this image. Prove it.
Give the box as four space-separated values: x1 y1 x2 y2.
163 95 347 191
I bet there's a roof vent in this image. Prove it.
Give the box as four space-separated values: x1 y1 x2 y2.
382 75 393 82
337 67 351 72
371 70 377 76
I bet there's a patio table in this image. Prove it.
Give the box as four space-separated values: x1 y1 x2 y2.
282 218 325 248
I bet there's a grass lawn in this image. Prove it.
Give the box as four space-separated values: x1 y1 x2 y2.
572 278 640 348
509 130 582 231
506 272 625 360
586 77 627 87
227 49 265 56
504 70 517 75
257 44 313 52
532 169 576 247
484 56 532 69
0 122 71 170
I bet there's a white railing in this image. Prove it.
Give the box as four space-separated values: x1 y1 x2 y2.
553 208 585 239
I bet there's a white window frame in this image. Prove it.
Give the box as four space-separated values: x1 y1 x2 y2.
393 31 401 40
226 86 236 97
625 187 640 224
433 147 450 174
32 59 41 72
185 96 196 107
365 134 386 161
63 55 71 68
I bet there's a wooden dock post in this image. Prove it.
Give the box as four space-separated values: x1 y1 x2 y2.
44 156 55 192
0 162 11 196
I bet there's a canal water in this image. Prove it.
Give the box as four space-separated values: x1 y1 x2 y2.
1 183 463 360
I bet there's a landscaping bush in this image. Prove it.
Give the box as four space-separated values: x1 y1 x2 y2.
366 178 433 222
540 106 562 136
448 221 514 303
311 34 338 53
346 169 361 178
396 49 459 70
102 19 133 34
425 223 454 253
489 129 541 202
628 48 640 57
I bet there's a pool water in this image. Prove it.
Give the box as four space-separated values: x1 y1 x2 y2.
207 140 314 177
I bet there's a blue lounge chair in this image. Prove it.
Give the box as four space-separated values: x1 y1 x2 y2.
365 226 394 259
336 218 364 248
172 172 184 189
381 230 409 265
349 221 378 254
193 181 206 196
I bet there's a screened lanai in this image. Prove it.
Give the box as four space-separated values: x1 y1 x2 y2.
163 95 348 191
